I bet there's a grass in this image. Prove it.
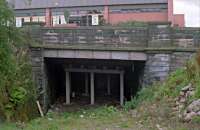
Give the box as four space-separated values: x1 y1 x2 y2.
1 104 200 130
124 68 189 111
0 106 135 130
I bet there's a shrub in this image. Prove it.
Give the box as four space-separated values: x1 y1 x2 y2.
124 68 188 110
124 86 156 110
0 0 37 121
155 68 188 98
191 116 200 124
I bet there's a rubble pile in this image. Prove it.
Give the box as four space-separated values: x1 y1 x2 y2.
174 84 200 122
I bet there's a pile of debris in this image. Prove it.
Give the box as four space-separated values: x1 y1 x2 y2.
183 99 200 122
174 83 200 122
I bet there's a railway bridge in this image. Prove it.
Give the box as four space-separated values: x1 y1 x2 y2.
29 25 200 111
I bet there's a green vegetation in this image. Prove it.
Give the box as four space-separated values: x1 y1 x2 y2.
192 116 200 124
0 106 135 130
124 53 200 111
1 104 199 130
124 68 188 110
0 0 37 121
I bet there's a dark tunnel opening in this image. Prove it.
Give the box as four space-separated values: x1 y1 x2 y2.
44 58 145 108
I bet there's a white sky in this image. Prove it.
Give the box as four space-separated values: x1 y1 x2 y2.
173 0 200 27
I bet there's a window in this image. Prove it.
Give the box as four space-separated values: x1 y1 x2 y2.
16 17 22 27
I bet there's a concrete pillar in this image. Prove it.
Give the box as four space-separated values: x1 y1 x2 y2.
90 72 94 105
120 72 124 106
85 73 89 96
107 74 111 95
66 71 70 104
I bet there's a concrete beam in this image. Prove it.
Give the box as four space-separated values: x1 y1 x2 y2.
107 74 111 95
120 72 124 106
44 50 147 61
65 68 124 74
90 72 95 105
85 73 89 96
66 71 70 105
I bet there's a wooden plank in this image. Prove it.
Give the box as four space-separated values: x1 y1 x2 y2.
36 101 44 117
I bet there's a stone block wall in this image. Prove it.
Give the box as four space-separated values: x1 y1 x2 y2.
35 26 200 50
143 53 171 86
148 26 172 47
42 27 148 48
170 52 194 72
30 47 48 111
172 29 200 48
143 51 195 86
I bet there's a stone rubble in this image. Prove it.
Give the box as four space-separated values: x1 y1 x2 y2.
174 83 200 122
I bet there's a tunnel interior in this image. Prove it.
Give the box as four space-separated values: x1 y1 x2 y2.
45 58 145 107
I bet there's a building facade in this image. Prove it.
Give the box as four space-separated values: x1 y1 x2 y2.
9 0 200 27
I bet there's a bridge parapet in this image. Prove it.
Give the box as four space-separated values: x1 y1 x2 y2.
172 28 200 48
30 26 200 50
41 27 148 48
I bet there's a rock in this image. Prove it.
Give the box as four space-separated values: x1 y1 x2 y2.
50 105 54 108
181 84 192 92
184 112 197 122
189 87 195 91
178 104 184 110
15 122 26 129
197 111 200 116
175 101 180 106
174 98 179 102
172 107 178 111
72 92 75 98
55 107 59 111
179 97 186 103
187 91 195 96
130 110 138 118
48 118 53 121
80 115 84 118
48 109 53 113
180 91 185 96
156 124 163 130
187 99 200 113
178 114 182 118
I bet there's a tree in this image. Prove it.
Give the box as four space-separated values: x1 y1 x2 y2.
0 0 37 121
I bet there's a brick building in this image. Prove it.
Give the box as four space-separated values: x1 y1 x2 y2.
8 0 200 27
